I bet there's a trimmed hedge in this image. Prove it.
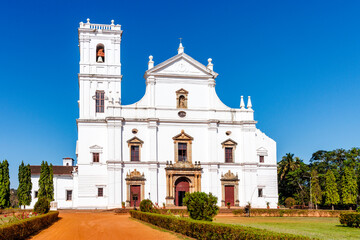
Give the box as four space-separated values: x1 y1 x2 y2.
339 212 360 227
233 209 350 217
0 211 59 240
130 210 311 240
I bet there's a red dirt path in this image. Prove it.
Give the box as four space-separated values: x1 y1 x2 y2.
30 211 180 240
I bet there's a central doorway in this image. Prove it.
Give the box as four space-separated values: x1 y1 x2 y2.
175 177 190 206
130 185 141 207
225 185 235 206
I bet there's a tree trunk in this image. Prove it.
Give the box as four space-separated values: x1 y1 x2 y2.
315 204 318 210
332 205 334 211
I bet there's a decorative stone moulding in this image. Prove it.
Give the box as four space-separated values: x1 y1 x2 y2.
178 111 186 118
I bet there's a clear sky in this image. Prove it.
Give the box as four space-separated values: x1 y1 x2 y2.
1 0 359 188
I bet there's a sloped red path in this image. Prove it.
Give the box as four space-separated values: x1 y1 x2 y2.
30 211 179 240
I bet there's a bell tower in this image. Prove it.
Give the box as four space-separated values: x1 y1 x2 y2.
78 18 123 119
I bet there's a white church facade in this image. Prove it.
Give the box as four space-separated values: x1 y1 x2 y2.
29 19 278 209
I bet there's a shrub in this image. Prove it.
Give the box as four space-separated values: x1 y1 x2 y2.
139 199 159 213
285 197 296 208
339 212 360 227
356 206 360 212
0 211 58 239
232 208 347 217
130 210 310 239
34 197 50 214
183 192 219 221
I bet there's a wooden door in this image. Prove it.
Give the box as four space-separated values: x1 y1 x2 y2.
175 178 189 206
225 185 235 206
130 185 141 207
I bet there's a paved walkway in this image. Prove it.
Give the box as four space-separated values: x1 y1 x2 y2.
30 211 179 240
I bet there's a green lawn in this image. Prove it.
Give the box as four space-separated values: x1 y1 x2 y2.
214 216 359 240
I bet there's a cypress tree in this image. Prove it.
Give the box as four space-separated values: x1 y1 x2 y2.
18 162 33 209
341 167 357 208
48 164 54 201
324 169 340 210
38 161 54 201
0 160 11 208
17 161 25 208
310 169 322 209
23 164 32 207
38 161 46 199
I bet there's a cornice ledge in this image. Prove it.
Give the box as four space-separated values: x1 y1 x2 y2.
78 73 123 79
77 119 106 123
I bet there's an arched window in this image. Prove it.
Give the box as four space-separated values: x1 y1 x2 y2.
96 44 105 63
176 89 188 109
179 95 186 108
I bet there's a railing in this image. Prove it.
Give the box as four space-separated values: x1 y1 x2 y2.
79 19 121 31
90 24 112 30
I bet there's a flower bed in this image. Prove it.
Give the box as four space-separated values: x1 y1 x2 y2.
130 210 311 240
233 209 350 217
339 212 360 227
0 211 59 239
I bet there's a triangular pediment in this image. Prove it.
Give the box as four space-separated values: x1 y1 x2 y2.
127 137 144 145
221 139 238 147
257 147 268 155
173 130 193 141
89 145 103 149
176 88 189 94
144 53 218 79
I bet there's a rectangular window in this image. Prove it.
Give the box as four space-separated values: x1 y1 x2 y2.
66 190 72 201
259 156 264 163
98 188 103 197
178 143 187 162
225 147 233 163
95 91 105 113
34 191 38 198
131 146 140 161
93 152 99 163
258 188 263 197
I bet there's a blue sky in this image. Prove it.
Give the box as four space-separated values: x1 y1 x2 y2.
1 0 359 188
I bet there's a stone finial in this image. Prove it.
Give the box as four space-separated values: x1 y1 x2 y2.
207 58 213 71
247 96 252 109
148 55 154 70
87 18 90 24
178 42 184 54
111 20 115 25
240 96 245 109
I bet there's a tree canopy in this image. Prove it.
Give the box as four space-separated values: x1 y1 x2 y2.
278 148 360 209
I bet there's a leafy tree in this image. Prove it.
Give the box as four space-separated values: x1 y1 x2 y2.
310 170 322 209
341 167 358 208
324 170 340 210
183 192 219 221
278 153 309 205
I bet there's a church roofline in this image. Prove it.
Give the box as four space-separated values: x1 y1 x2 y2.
143 53 219 79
